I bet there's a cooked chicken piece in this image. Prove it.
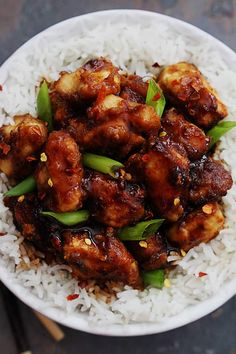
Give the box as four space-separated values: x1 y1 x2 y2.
189 156 233 205
166 202 224 251
68 116 145 158
67 93 160 158
162 108 210 160
126 135 190 221
120 74 148 103
158 62 227 129
0 115 47 180
84 171 145 228
35 131 84 212
50 92 77 127
53 58 121 101
88 94 160 135
126 233 168 270
62 226 141 288
4 194 47 247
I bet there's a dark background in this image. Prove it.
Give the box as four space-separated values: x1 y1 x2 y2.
0 0 236 353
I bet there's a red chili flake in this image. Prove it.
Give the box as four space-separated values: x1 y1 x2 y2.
152 62 161 68
142 154 150 162
0 232 6 236
0 142 10 155
38 192 46 200
65 168 77 175
152 93 161 102
198 272 208 278
67 293 80 301
26 156 37 162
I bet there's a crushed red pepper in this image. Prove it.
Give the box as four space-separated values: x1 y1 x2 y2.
152 92 161 102
66 293 80 301
198 272 208 277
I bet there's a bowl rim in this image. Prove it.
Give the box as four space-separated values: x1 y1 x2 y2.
0 9 235 336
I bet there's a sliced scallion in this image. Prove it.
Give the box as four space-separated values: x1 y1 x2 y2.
83 153 124 178
4 175 36 197
37 80 53 131
146 79 166 117
142 269 165 289
40 210 89 226
118 219 164 241
207 121 236 149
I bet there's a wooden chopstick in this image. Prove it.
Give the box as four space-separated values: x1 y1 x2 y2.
0 283 32 354
33 310 65 341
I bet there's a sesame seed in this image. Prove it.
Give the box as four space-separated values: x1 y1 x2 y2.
48 178 53 187
164 278 171 288
174 197 180 206
120 169 125 177
125 173 132 181
139 240 148 248
17 195 25 203
180 249 186 257
84 238 92 245
202 204 213 215
40 152 47 162
159 131 167 138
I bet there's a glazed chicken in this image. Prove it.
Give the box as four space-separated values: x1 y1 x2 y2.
2 57 233 289
120 74 148 103
162 108 210 160
4 194 45 245
84 171 145 228
53 58 121 101
35 131 84 212
126 233 168 270
166 202 225 251
189 156 233 205
127 134 190 222
63 226 141 287
67 93 160 158
0 115 47 180
158 62 227 129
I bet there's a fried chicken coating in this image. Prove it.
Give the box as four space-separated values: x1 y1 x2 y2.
126 135 190 221
84 171 145 228
120 74 148 103
0 115 47 180
126 232 168 270
53 58 121 101
63 226 141 288
67 94 160 158
162 108 210 160
158 62 227 129
166 202 224 251
4 194 49 248
35 131 84 212
189 156 233 205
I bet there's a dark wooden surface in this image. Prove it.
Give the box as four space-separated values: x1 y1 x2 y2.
0 1 236 353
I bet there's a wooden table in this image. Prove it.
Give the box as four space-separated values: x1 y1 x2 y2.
0 1 236 353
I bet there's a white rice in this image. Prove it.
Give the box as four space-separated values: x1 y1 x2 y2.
0 18 235 325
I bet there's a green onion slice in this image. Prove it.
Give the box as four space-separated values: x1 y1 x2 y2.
40 210 89 226
4 175 36 197
37 80 53 131
146 79 166 117
83 153 124 178
142 269 165 289
207 121 236 149
118 219 164 241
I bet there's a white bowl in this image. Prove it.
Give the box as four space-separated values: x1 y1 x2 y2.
0 10 235 336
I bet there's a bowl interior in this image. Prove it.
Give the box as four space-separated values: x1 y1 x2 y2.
0 9 235 336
